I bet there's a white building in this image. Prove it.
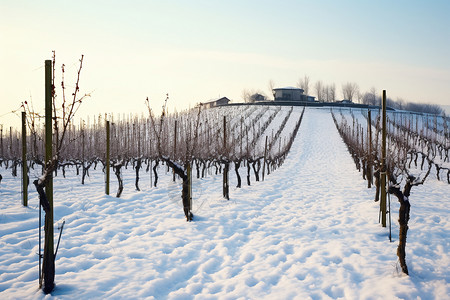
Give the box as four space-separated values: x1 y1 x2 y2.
203 97 230 109
273 87 315 102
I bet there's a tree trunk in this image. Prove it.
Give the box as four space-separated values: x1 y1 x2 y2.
182 175 192 221
367 161 372 188
223 162 229 199
201 160 207 178
397 197 410 275
389 179 413 275
81 164 88 185
235 160 241 188
163 158 193 221
195 159 200 179
252 160 260 182
374 169 380 202
113 164 124 198
246 160 251 186
135 159 141 191
153 160 159 187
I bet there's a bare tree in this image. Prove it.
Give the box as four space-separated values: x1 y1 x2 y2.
242 89 252 103
396 98 406 110
362 87 377 105
356 91 363 104
329 83 336 102
342 82 359 102
297 75 310 95
323 86 329 102
268 79 275 100
361 92 370 105
315 80 324 102
323 84 336 102
370 87 378 105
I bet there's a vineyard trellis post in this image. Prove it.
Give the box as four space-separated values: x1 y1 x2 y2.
42 59 55 292
380 90 387 227
173 120 177 182
22 111 28 206
223 116 229 200
187 162 192 211
9 126 13 157
367 110 373 188
0 125 3 158
81 124 85 184
106 120 110 195
262 135 268 181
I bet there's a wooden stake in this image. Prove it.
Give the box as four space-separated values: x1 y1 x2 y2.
106 120 110 195
43 59 55 293
173 120 177 182
0 125 3 158
262 136 268 181
380 90 387 227
9 127 13 157
22 112 28 206
367 110 373 188
187 162 192 210
223 116 229 199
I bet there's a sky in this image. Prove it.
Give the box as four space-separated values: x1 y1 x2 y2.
1 0 450 129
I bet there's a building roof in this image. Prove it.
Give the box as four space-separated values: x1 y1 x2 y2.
203 97 230 104
273 87 304 92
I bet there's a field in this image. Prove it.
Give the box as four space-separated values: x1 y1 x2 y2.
0 107 449 299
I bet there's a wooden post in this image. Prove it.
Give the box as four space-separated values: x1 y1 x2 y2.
223 162 229 200
223 116 227 150
173 120 177 182
106 121 110 195
223 116 229 199
187 162 192 210
240 117 243 157
9 127 13 158
81 124 85 171
22 112 28 206
43 59 55 293
367 110 373 188
380 90 387 227
150 160 152 188
0 125 3 158
262 136 268 181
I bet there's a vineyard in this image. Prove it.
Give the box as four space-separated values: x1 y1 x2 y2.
1 104 304 215
1 106 449 299
331 106 449 274
331 108 449 186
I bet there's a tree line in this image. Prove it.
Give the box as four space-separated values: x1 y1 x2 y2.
242 76 445 116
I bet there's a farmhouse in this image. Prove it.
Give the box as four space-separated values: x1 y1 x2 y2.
250 93 266 102
273 87 315 102
203 97 231 109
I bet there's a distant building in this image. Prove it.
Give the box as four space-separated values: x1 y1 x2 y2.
338 99 352 104
250 93 267 102
203 97 230 109
273 87 315 102
305 95 316 102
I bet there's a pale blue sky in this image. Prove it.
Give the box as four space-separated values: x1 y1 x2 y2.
1 0 449 128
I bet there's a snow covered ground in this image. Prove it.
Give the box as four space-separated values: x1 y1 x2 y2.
1 108 449 299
